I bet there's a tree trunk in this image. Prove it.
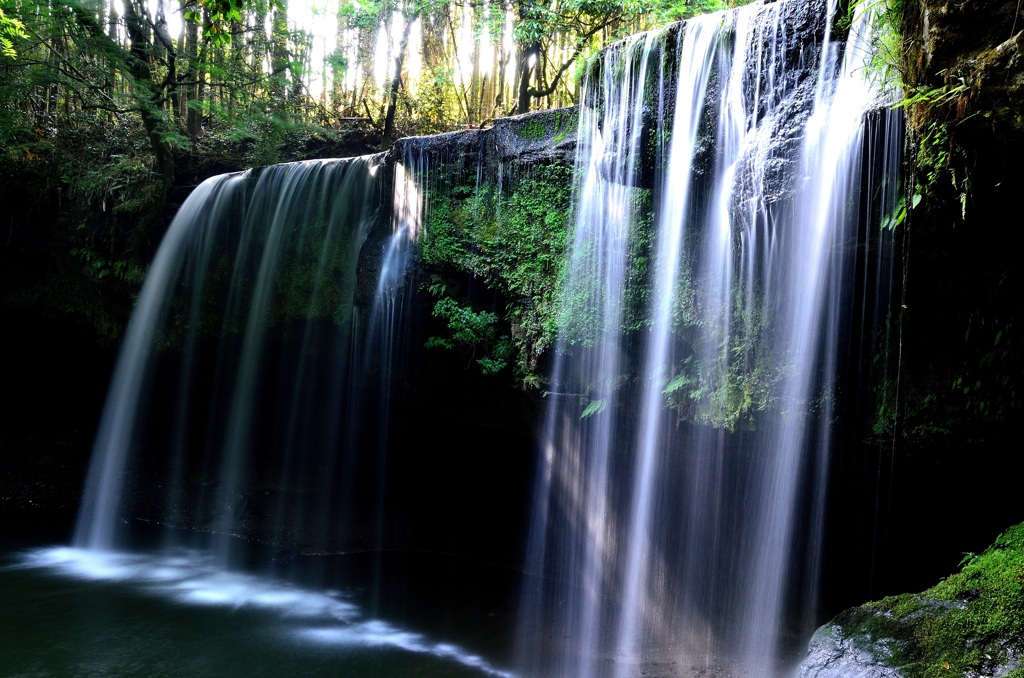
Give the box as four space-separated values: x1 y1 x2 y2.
184 9 200 136
381 11 418 148
270 0 290 108
332 7 347 113
193 10 209 137
516 42 538 114
71 1 174 221
228 17 244 120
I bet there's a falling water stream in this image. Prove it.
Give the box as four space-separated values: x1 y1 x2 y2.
74 156 390 558
6 153 519 676
5 0 902 675
516 0 899 675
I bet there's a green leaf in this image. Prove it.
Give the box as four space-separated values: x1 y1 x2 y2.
581 399 606 419
425 336 453 350
663 372 691 394
958 551 976 568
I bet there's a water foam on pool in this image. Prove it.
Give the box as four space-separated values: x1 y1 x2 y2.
16 547 513 677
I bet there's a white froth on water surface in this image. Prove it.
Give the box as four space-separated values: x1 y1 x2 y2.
15 547 512 677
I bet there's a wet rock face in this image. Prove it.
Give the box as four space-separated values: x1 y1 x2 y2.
913 0 1022 77
798 608 1024 678
797 623 903 678
904 0 1024 189
724 0 832 209
391 106 578 176
890 0 1023 461
563 0 834 195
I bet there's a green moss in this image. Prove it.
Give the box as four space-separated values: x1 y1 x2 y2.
660 270 776 431
513 109 579 145
517 117 547 142
545 176 776 430
551 108 579 144
420 160 575 383
837 522 1024 677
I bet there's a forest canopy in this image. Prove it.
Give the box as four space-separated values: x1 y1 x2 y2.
0 0 732 161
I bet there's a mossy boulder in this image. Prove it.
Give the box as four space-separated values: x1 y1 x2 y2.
799 522 1024 678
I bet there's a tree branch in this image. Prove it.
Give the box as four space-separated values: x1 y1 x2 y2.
527 19 613 99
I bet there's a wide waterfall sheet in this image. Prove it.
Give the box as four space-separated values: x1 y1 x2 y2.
515 0 900 675
46 0 901 676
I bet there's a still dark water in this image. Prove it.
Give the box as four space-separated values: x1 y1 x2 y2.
0 542 517 677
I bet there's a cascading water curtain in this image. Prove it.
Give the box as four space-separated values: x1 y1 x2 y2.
515 28 665 678
516 0 901 675
74 155 393 571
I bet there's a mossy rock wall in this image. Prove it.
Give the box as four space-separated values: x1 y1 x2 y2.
835 0 1024 614
888 0 1024 448
392 108 580 385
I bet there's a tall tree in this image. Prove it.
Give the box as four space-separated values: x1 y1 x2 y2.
381 6 418 146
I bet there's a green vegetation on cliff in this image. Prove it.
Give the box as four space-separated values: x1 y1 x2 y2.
863 0 1023 453
421 158 575 384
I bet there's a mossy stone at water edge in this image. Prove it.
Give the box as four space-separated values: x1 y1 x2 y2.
798 521 1024 678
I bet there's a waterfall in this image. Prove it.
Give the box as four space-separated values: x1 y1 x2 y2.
74 154 397 566
515 0 901 675
59 147 524 678
62 0 902 673
515 29 664 678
